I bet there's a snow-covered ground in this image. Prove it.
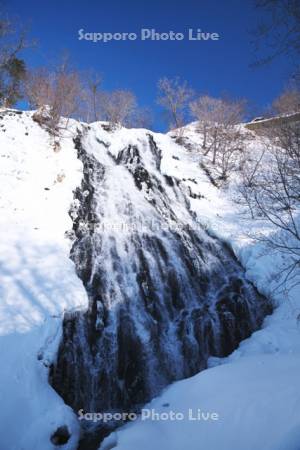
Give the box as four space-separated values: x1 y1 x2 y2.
0 112 299 450
102 355 300 450
0 110 88 450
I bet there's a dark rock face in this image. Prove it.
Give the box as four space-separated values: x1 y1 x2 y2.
50 426 70 446
50 128 272 447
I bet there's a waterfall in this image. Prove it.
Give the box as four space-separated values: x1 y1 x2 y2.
50 125 272 448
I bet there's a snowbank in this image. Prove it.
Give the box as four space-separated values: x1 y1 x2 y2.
106 354 300 450
0 110 88 450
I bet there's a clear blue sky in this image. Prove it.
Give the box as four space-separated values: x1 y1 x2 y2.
4 0 295 130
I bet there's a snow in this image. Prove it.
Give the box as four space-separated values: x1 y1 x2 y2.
0 112 299 450
105 354 300 450
0 110 88 450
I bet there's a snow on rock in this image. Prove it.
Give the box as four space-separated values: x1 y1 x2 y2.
0 110 88 450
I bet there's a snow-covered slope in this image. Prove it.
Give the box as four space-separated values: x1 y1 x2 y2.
0 110 88 450
106 354 300 450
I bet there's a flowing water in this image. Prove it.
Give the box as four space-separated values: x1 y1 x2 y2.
50 125 272 448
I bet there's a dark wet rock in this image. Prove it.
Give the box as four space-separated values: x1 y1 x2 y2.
50 425 70 446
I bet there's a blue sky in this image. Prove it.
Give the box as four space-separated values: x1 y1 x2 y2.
4 0 295 130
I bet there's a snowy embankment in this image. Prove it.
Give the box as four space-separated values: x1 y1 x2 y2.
102 124 300 450
0 110 88 450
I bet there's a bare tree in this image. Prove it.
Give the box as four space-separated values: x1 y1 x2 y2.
157 76 193 131
239 121 300 289
254 0 300 56
81 70 102 122
272 87 300 115
98 89 137 127
214 126 247 181
25 67 52 109
190 95 246 166
52 58 83 124
25 57 83 134
190 95 223 150
253 0 300 79
26 65 149 131
131 106 153 129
